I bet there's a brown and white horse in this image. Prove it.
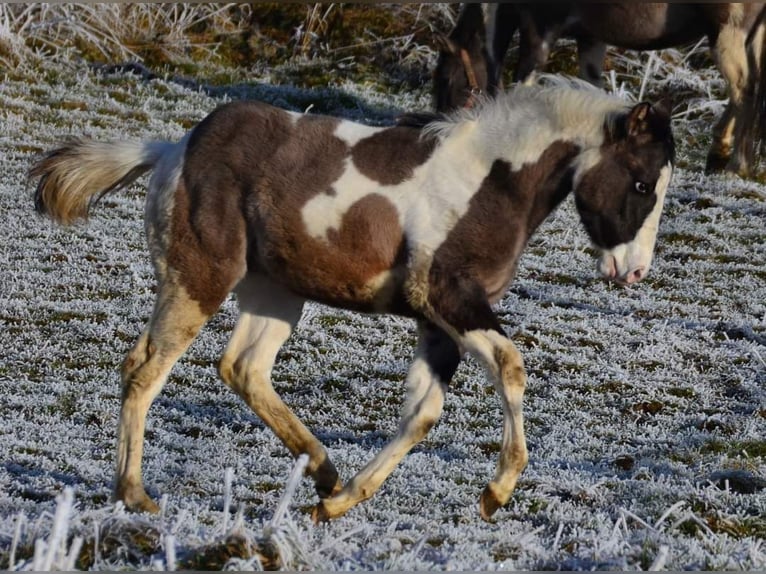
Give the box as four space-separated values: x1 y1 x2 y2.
434 3 766 176
31 79 674 522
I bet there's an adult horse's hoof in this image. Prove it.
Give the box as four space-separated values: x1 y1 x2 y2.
115 486 160 514
705 146 752 178
705 150 730 174
479 484 502 521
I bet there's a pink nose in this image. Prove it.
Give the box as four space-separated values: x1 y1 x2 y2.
623 266 645 285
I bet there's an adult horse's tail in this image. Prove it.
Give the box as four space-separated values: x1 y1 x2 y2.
30 139 173 225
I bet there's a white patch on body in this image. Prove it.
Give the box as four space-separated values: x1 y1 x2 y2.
302 120 491 255
333 120 381 147
599 162 673 282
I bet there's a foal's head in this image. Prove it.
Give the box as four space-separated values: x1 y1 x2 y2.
433 4 491 112
574 102 675 285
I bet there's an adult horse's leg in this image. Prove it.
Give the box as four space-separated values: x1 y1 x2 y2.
515 9 555 84
218 274 341 499
514 4 577 85
116 278 214 512
740 8 766 170
706 7 762 175
576 35 607 87
485 3 519 93
312 320 460 522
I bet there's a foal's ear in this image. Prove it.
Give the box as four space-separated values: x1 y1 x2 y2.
626 102 652 137
434 32 459 55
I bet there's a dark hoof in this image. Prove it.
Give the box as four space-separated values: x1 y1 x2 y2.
314 472 343 498
479 485 502 522
705 152 730 174
311 501 331 524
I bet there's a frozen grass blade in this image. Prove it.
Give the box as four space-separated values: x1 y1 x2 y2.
267 454 310 534
8 513 24 571
552 522 564 553
40 487 74 571
653 501 686 531
649 545 670 571
63 536 83 571
222 466 234 534
638 51 657 102
165 534 176 571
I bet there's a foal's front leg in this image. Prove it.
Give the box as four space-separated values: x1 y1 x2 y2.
312 321 460 522
429 285 528 521
461 329 528 520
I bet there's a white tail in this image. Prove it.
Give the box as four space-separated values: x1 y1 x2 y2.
30 138 172 225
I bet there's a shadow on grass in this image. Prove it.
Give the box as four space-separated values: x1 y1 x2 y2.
96 61 408 126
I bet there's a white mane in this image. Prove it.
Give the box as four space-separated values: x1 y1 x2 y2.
423 76 632 162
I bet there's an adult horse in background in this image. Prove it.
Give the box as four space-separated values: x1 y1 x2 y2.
434 3 766 176
433 4 605 110
31 79 674 522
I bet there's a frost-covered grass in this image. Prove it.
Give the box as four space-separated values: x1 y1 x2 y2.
1 7 766 571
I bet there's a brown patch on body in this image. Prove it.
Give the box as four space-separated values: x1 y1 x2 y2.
264 189 408 313
427 141 579 331
172 101 300 315
577 5 698 49
243 110 410 312
167 178 247 316
351 126 437 185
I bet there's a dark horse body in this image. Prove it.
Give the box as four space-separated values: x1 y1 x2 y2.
31 80 674 521
434 3 766 176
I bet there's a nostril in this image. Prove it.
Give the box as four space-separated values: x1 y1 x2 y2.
602 255 617 279
626 267 645 284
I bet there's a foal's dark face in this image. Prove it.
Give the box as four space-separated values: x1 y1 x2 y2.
574 103 675 284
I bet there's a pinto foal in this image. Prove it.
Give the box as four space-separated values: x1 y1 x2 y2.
32 81 674 521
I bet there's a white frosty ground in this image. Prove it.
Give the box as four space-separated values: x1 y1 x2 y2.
0 59 764 570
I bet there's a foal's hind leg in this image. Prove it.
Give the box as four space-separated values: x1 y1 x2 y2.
313 321 460 522
115 281 212 512
219 274 341 499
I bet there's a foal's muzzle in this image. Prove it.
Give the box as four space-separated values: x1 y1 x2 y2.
599 253 647 285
